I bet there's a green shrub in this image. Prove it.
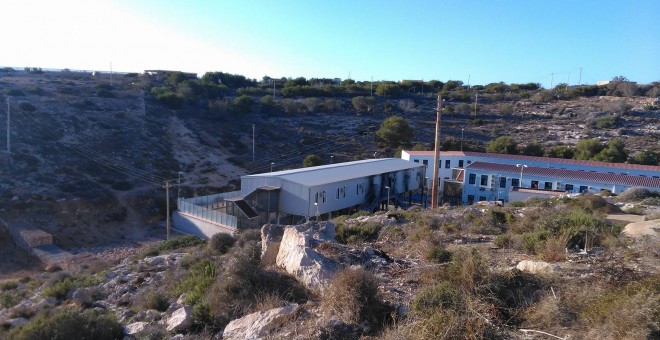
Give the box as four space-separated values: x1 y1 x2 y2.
145 292 170 312
156 92 184 109
42 277 78 300
617 187 652 202
336 221 381 244
7 310 123 340
412 281 463 315
594 115 619 129
0 280 19 291
175 260 217 306
208 233 235 255
0 290 27 309
494 233 514 248
144 235 206 257
19 102 36 112
426 245 453 263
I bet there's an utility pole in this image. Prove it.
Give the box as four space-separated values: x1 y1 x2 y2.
252 124 255 162
6 98 10 154
578 67 582 86
431 94 442 209
164 180 173 240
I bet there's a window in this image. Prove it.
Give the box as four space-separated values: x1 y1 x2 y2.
315 192 319 203
321 191 326 203
544 182 553 190
422 160 428 166
467 160 472 165
499 177 507 188
414 159 419 163
467 195 474 204
511 178 520 187
565 184 574 192
458 160 464 168
579 186 588 193
480 175 488 186
336 188 340 199
356 183 365 195
468 174 476 184
445 160 451 168
479 196 486 202
336 187 346 199
531 180 539 189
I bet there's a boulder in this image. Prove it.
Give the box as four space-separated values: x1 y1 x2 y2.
71 288 92 306
622 219 660 239
516 260 555 274
275 223 338 291
223 304 300 340
124 321 149 336
144 255 167 267
167 306 193 332
261 224 284 266
3 317 28 328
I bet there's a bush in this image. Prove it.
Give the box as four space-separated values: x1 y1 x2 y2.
0 290 27 309
208 233 235 255
335 221 381 244
96 89 115 98
412 281 463 315
0 280 19 291
426 245 453 263
7 310 123 340
617 187 652 202
494 233 514 248
174 260 217 306
19 102 36 112
156 92 184 109
144 235 206 257
321 268 391 328
594 115 619 129
144 292 170 312
42 276 78 300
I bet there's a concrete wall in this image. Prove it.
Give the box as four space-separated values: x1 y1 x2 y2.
173 211 237 239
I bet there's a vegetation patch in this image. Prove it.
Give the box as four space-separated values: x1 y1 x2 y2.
7 310 123 340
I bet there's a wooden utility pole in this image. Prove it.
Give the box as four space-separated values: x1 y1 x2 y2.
164 180 172 240
431 94 442 208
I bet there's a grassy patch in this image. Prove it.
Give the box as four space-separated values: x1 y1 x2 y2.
7 309 123 340
143 235 206 257
336 221 381 244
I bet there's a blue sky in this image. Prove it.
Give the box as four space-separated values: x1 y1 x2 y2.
3 0 658 88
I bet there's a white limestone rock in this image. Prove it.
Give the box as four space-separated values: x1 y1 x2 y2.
223 304 299 340
261 224 284 266
124 321 149 336
166 306 193 332
275 223 338 291
516 260 556 274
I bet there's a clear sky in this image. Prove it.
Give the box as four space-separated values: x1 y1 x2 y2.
2 0 658 88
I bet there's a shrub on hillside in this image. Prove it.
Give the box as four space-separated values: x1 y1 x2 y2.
617 187 652 202
143 235 206 257
7 310 123 340
321 268 391 328
426 245 453 263
335 221 381 244
208 233 235 255
19 102 36 112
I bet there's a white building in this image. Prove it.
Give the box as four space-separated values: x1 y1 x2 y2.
401 150 660 204
174 158 426 238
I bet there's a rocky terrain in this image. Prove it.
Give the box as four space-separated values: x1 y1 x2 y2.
0 69 659 338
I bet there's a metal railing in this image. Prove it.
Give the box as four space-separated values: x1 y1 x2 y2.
177 192 240 229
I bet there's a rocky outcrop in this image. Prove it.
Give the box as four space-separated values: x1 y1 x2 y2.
124 321 149 336
261 224 284 266
275 222 338 291
622 219 660 239
223 304 300 340
167 306 193 332
516 260 555 274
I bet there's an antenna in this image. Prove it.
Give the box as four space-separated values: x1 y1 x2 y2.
467 74 471 89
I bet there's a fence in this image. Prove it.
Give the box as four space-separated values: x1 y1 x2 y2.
177 191 241 229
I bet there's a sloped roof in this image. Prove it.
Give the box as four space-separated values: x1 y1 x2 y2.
403 150 660 172
466 162 660 188
243 158 425 187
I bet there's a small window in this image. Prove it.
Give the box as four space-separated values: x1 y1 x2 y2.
480 175 488 186
322 191 326 203
479 196 486 202
422 160 428 166
467 195 474 204
414 159 419 163
315 192 319 203
565 184 574 192
336 188 340 199
445 160 450 168
458 160 464 167
531 180 539 189
467 160 472 165
579 186 588 193
511 178 520 187
544 182 553 190
468 174 476 184
499 177 507 188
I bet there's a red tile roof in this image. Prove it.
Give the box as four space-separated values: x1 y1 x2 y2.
403 150 660 172
466 162 660 188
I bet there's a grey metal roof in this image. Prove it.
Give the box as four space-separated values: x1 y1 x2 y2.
243 158 425 187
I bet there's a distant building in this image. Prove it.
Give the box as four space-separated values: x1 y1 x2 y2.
401 150 660 204
174 159 426 238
